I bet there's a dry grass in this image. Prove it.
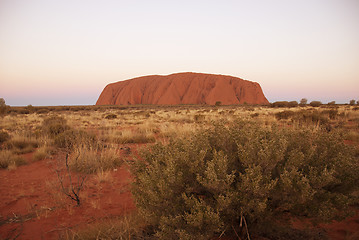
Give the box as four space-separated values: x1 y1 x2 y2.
68 145 123 174
32 146 55 161
0 150 27 169
63 214 146 240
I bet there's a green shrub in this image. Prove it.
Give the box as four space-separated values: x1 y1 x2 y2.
131 120 359 239
0 150 27 169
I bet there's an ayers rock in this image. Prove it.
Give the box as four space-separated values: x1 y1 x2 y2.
96 72 269 105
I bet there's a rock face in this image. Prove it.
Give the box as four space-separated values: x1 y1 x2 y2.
96 72 269 105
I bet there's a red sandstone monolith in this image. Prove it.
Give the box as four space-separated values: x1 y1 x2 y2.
96 72 269 105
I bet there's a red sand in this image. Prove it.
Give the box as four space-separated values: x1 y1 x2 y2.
96 72 269 106
0 153 134 240
1 152 358 239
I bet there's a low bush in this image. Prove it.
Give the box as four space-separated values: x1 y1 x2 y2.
271 101 289 108
310 101 322 107
0 130 10 144
54 129 97 150
0 150 27 169
3 137 39 154
288 101 299 108
131 120 359 239
321 109 338 120
194 114 205 122
291 110 329 126
105 113 117 119
42 116 69 137
275 110 295 120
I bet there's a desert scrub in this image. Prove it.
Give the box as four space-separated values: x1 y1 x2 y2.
0 150 26 169
3 136 39 154
0 130 10 144
32 146 55 161
42 115 69 137
131 120 359 239
68 146 123 174
54 129 97 149
113 129 155 144
104 113 117 119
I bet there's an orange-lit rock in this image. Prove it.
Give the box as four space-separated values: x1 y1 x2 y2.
96 72 269 105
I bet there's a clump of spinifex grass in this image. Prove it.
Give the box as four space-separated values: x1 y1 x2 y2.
112 129 156 144
68 145 123 174
32 145 55 161
3 135 40 154
0 150 26 169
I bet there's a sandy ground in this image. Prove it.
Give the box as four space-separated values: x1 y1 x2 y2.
0 153 135 240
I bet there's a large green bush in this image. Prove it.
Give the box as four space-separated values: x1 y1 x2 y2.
131 120 359 239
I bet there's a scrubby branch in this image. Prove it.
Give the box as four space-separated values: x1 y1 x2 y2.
55 153 86 206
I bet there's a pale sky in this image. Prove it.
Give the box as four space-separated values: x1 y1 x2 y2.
0 0 358 106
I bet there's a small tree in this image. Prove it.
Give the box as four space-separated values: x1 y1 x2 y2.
349 99 356 105
55 154 86 206
300 98 307 106
328 101 336 105
215 101 222 106
27 104 35 113
0 98 8 115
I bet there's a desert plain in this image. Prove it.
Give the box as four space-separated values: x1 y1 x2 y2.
1 103 359 240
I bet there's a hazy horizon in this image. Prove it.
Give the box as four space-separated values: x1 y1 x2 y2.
1 0 358 106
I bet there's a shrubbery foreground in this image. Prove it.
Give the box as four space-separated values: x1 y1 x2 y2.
131 120 359 239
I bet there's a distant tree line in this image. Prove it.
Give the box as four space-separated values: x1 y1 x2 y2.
271 98 359 108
